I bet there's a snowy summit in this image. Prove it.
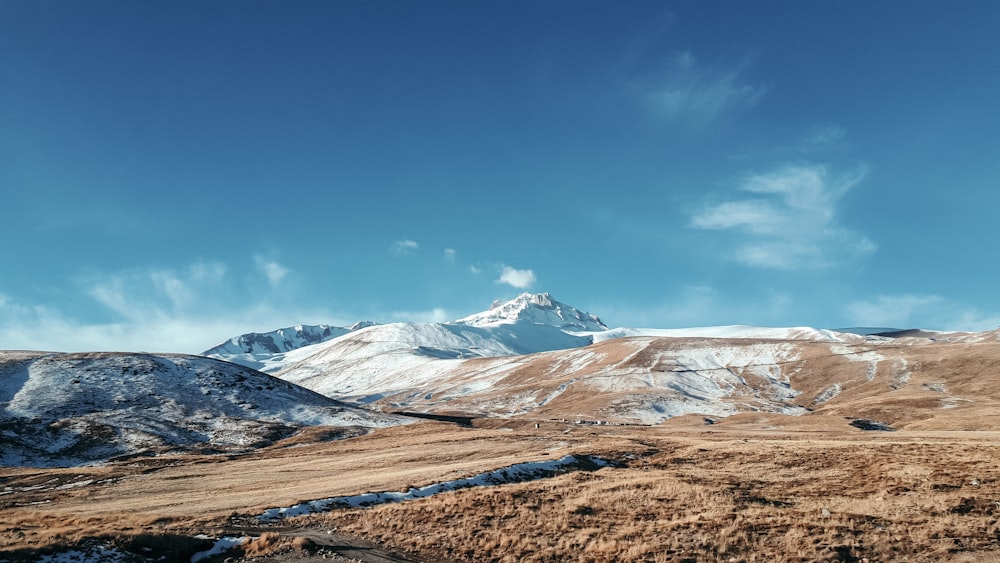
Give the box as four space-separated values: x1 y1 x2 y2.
454 292 608 332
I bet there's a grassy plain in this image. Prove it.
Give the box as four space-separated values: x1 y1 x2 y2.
3 416 1000 562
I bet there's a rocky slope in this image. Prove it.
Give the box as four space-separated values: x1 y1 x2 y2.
0 351 401 467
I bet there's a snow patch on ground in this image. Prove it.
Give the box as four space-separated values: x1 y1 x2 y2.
891 357 911 389
830 345 884 381
258 454 610 521
191 535 250 562
35 543 133 563
590 325 853 343
813 384 842 405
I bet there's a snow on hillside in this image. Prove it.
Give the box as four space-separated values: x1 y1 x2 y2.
0 351 402 467
455 292 608 331
198 293 931 425
258 294 877 415
276 320 593 400
203 322 375 371
348 337 813 423
592 325 859 343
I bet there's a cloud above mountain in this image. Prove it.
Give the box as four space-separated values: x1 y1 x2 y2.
690 163 875 269
0 260 334 354
255 256 289 287
497 266 537 289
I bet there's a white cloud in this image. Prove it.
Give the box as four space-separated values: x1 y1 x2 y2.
690 199 785 235
497 266 537 289
690 163 874 269
387 307 451 323
0 260 331 354
644 51 765 121
469 265 482 275
392 239 419 254
443 248 457 263
254 256 289 287
87 265 221 322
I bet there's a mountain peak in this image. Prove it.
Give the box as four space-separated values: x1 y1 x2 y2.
455 292 608 331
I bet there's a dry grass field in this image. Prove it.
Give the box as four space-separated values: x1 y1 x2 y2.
4 416 1000 562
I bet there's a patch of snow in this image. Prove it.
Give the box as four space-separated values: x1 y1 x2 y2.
890 357 911 389
537 378 578 407
36 543 132 563
191 536 249 562
830 345 884 381
258 455 610 521
813 384 842 405
591 325 852 343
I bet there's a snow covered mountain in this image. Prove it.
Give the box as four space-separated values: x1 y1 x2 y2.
273 319 594 400
203 322 376 371
211 293 865 408
0 351 401 467
270 294 604 400
191 292 1000 430
455 292 608 331
204 293 606 375
278 329 1000 431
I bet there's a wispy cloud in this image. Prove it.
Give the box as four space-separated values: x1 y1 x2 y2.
254 256 289 287
690 163 875 269
87 262 228 322
0 259 331 354
392 239 419 255
443 248 457 263
642 51 765 121
804 124 848 149
497 266 536 289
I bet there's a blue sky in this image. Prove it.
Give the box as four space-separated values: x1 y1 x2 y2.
2 1 1000 352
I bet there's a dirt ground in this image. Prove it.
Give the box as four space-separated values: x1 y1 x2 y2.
3 417 1000 562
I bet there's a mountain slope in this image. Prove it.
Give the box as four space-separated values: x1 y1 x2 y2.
342 334 1000 430
270 293 610 399
592 325 851 342
275 320 593 400
0 351 401 467
270 294 865 405
195 292 1000 430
